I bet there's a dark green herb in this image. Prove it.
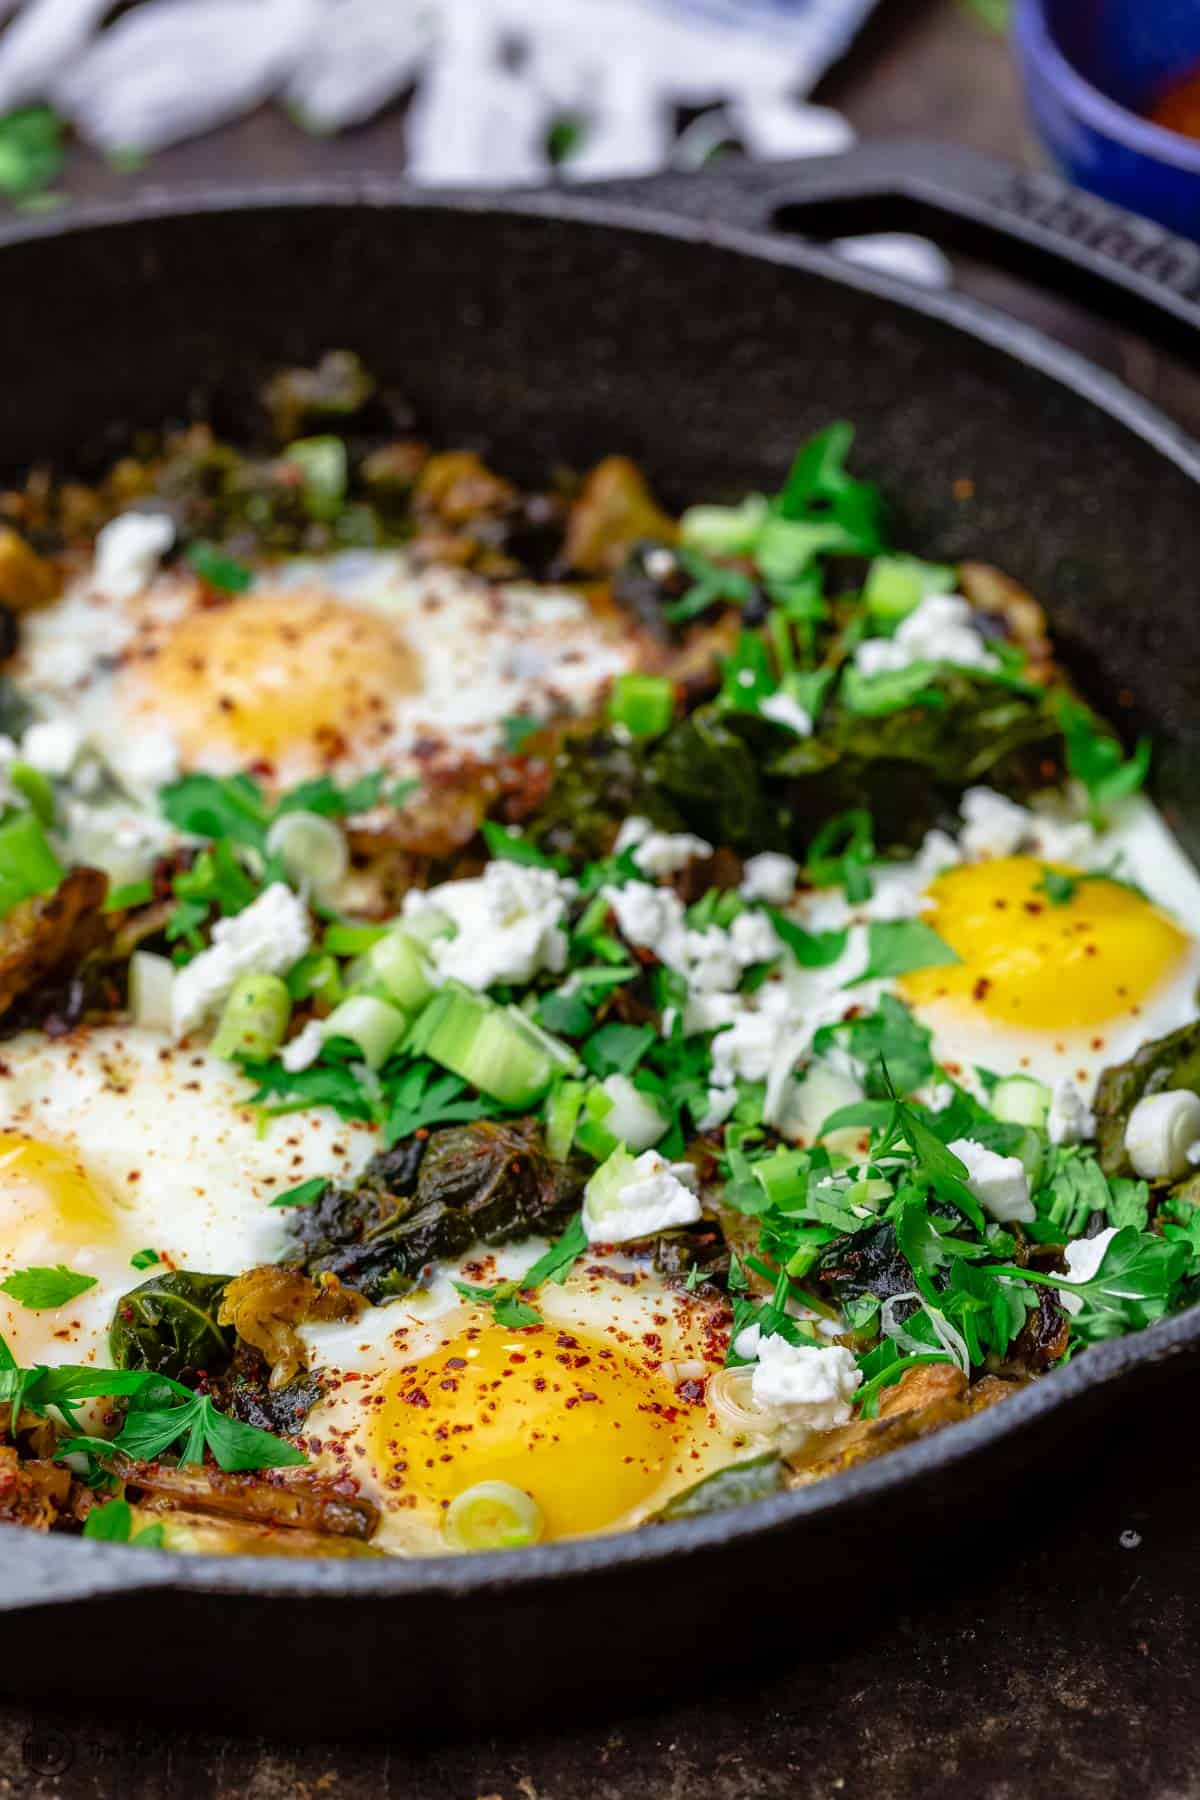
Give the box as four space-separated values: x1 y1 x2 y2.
0 1265 97 1310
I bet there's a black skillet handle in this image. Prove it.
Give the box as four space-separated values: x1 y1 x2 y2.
595 138 1200 354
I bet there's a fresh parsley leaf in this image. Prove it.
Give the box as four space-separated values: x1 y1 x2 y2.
664 549 758 625
806 808 875 898
764 906 847 968
502 714 542 752
268 1176 328 1210
276 772 385 818
383 1062 494 1146
537 989 594 1038
129 1248 161 1271
840 661 943 717
113 1392 307 1471
1036 866 1077 906
0 1265 98 1310
185 541 255 593
479 820 568 871
1058 700 1151 816
996 1228 1186 1342
159 774 269 850
813 995 935 1100
521 1214 588 1289
451 1279 541 1329
581 1022 655 1078
849 918 961 986
82 1497 162 1546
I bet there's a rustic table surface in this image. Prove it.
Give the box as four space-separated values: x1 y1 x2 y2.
5 3 1200 1795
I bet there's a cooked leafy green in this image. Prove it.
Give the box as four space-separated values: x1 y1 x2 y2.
108 1272 233 1382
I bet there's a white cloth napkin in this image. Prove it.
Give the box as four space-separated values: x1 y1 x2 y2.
0 0 950 286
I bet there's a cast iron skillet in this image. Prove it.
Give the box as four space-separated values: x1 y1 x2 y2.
2 141 1200 1736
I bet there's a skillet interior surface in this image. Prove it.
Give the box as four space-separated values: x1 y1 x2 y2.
2 179 1200 1732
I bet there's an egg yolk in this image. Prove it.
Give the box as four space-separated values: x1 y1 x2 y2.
369 1319 686 1541
0 1132 114 1243
133 586 417 765
900 855 1191 1030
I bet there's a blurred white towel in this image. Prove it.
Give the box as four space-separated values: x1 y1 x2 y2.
0 0 879 174
0 0 950 286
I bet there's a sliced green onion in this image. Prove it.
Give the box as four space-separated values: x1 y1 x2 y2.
323 920 390 957
283 435 348 521
608 672 675 739
398 905 453 948
443 1480 544 1552
286 950 344 1004
0 810 63 918
583 1143 638 1226
351 927 434 1013
265 809 348 896
755 516 846 582
128 950 175 1032
784 1230 834 1281
321 994 407 1070
752 1147 810 1210
9 761 54 824
104 878 154 914
843 1177 894 1211
545 1079 586 1162
679 495 768 557
991 1075 1051 1129
423 987 555 1107
862 555 956 622
210 973 292 1062
600 1073 667 1152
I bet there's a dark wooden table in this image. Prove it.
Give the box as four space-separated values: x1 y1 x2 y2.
6 3 1200 1794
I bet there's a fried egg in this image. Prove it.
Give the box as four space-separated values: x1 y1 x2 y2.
13 547 644 788
786 798 1200 1103
300 1244 734 1555
0 1026 377 1368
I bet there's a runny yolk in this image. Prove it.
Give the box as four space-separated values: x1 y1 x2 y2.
131 586 417 766
0 1132 117 1356
900 855 1190 1031
369 1318 685 1541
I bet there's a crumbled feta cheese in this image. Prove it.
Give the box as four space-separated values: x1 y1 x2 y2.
281 1018 327 1073
697 1086 738 1132
1047 1078 1096 1147
582 1148 701 1245
61 795 179 887
1028 810 1097 865
1060 1226 1119 1316
1124 1090 1200 1180
408 861 576 991
959 786 1032 860
915 828 962 878
93 510 175 601
683 925 742 994
172 883 312 1038
728 908 781 967
732 1322 762 1360
860 869 925 922
615 815 713 877
20 718 83 776
948 1136 1034 1223
739 852 798 905
758 691 812 736
749 1336 861 1430
604 880 688 968
645 547 677 581
855 592 995 679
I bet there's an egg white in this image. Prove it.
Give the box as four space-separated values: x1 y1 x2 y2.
0 1026 378 1368
13 548 640 790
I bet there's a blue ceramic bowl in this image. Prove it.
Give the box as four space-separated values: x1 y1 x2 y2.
1014 0 1200 240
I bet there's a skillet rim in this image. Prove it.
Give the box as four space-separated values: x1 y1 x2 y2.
1 170 1199 1606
